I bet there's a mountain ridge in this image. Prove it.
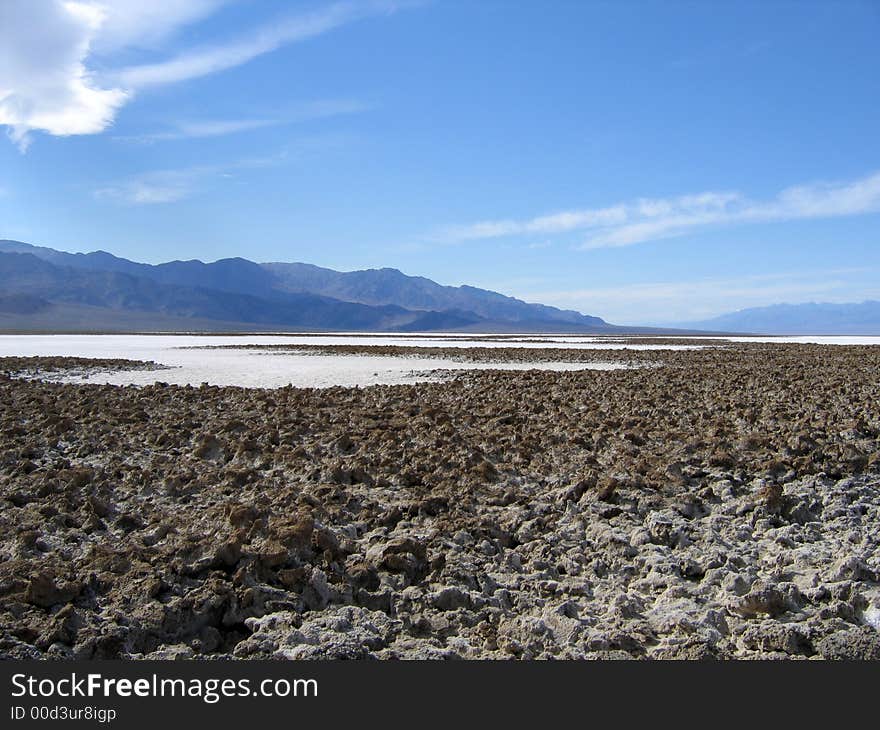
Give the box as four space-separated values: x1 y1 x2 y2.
0 240 619 333
0 251 458 331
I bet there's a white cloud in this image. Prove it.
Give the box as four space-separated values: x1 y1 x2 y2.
0 1 128 150
439 172 880 249
0 0 409 150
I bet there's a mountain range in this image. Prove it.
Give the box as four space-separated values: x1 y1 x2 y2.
5 240 876 335
682 301 880 336
0 240 616 333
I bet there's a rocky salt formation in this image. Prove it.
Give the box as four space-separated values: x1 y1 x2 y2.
189 342 676 365
235 470 880 660
0 343 879 660
2 356 167 382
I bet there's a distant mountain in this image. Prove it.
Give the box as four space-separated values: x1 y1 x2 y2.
0 239 608 329
0 240 618 333
0 251 465 332
0 240 283 296
682 301 880 335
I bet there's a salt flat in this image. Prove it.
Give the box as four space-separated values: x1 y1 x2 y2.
0 334 631 388
723 336 880 345
1 334 876 388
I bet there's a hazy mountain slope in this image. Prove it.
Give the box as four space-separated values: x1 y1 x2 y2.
0 302 282 333
0 294 52 315
683 301 880 335
265 261 607 326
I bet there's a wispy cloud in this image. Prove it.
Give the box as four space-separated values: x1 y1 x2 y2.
519 268 878 325
112 1 411 88
437 171 880 249
95 169 197 204
90 0 232 53
126 118 283 143
93 151 288 205
115 99 369 143
438 203 631 241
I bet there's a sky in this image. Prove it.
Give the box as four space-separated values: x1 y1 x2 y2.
1 0 879 325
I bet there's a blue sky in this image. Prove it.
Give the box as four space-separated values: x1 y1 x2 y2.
1 0 879 324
